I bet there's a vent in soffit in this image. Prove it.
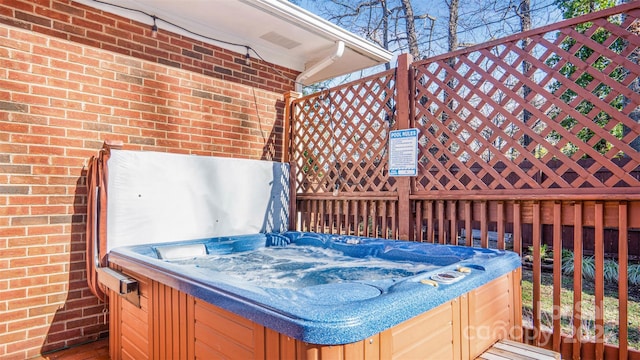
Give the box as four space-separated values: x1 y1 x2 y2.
260 31 302 49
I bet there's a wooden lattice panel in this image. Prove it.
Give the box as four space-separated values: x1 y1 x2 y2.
413 7 640 194
292 70 397 194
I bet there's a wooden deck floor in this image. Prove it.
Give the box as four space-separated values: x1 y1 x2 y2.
36 339 109 360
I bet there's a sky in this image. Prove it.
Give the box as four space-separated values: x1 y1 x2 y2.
294 0 565 54
291 0 565 86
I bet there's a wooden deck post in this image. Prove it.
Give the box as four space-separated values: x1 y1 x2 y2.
283 90 301 163
395 53 413 240
284 91 301 231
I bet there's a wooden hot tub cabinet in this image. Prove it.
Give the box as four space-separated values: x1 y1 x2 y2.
107 267 521 360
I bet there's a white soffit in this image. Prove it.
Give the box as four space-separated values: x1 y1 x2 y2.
74 0 393 85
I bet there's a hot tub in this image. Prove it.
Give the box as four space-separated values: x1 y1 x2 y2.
86 146 521 359
106 231 521 359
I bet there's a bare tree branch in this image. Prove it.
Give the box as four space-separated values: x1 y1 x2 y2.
300 0 562 84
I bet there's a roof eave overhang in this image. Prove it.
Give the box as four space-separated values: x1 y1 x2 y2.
74 0 392 86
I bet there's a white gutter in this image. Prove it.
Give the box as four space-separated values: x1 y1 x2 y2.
295 41 345 92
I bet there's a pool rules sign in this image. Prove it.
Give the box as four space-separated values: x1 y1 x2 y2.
389 128 418 176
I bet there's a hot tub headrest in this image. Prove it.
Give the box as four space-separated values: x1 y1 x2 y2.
155 243 207 260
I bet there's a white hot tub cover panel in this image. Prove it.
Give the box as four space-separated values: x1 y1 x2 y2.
105 149 289 252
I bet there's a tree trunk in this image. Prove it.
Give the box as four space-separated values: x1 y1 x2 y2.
447 0 459 53
381 0 391 70
519 0 532 147
444 0 459 116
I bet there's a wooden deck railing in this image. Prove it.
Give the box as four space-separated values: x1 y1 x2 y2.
288 3 640 359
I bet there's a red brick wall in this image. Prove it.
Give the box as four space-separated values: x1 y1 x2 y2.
0 1 298 358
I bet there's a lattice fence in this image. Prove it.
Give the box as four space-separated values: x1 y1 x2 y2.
291 70 397 194
413 8 640 195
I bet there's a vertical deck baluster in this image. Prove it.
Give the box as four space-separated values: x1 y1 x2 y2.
408 198 414 241
334 200 341 234
336 200 342 234
303 200 309 232
313 200 320 233
375 201 382 238
343 199 349 235
345 200 351 235
384 201 389 239
480 201 488 249
618 201 628 360
359 200 366 237
320 200 326 233
367 200 372 237
372 201 379 238
497 201 505 250
532 201 541 346
300 200 305 232
300 200 307 232
427 201 434 243
364 201 370 237
337 200 344 235
381 201 388 239
573 201 583 360
594 202 604 360
552 201 562 352
415 200 423 242
309 200 315 233
297 200 304 232
352 200 359 236
422 201 428 242
438 200 445 244
299 200 306 232
342 199 353 235
449 200 458 245
329 200 336 233
391 200 397 239
290 162 298 231
362 200 368 237
317 199 323 233
295 200 301 231
513 202 522 255
308 200 314 232
342 200 347 235
326 200 331 233
465 201 472 248
355 200 361 237
312 200 318 233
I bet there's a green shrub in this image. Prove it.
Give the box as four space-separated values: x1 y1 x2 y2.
527 244 550 260
561 252 595 279
560 250 640 285
582 256 595 279
603 260 619 283
629 264 640 286
562 251 574 275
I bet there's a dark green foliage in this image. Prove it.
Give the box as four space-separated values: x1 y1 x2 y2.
543 0 627 158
